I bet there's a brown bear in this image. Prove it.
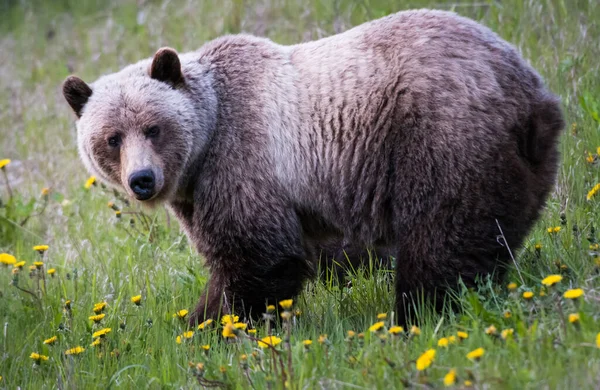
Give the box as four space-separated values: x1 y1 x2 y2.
62 9 564 326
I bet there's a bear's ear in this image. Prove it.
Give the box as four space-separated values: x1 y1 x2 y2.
150 47 184 86
63 76 93 118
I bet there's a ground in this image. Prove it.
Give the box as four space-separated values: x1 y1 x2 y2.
0 0 599 388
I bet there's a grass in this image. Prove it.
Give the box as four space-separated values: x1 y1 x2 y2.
1 0 599 388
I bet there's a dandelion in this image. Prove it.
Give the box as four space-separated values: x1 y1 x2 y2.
173 309 188 319
43 336 58 345
377 312 387 320
65 346 85 355
410 325 421 336
507 282 517 291
535 243 542 250
47 268 56 276
89 314 105 323
523 291 534 300
33 261 43 269
485 325 497 335
318 334 328 344
568 313 580 324
347 330 356 339
248 329 257 335
438 337 449 347
202 344 210 351
444 368 457 387
266 304 276 313
302 339 313 348
547 226 561 234
220 314 239 324
596 333 600 348
41 187 50 196
222 323 237 338
504 310 512 319
33 245 49 253
28 265 37 272
466 347 485 361
182 331 194 340
93 302 107 313
64 300 72 311
587 183 600 201
501 328 514 340
464 380 473 387
541 274 562 287
15 261 25 268
457 331 468 340
92 328 111 338
278 299 293 310
197 319 213 330
12 267 19 275
91 338 101 347
369 321 385 332
416 349 436 371
280 311 292 320
564 288 584 299
389 326 404 335
295 309 302 316
84 176 96 189
0 159 11 169
234 322 248 330
0 253 16 266
258 335 282 349
30 352 49 363
115 210 122 218
131 295 142 306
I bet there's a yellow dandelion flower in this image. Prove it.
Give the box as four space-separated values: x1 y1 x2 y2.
33 261 43 269
115 210 121 218
389 326 404 335
523 291 534 300
258 335 282 349
457 331 468 340
535 243 542 250
410 325 421 336
33 245 49 252
564 288 584 299
318 334 328 344
597 146 600 155
295 309 302 316
504 310 512 319
222 323 237 338
89 313 105 323
91 338 101 347
466 347 485 361
369 321 385 332
173 309 188 319
0 253 17 266
240 354 248 361
278 299 293 310
220 314 239 324
202 344 210 351
0 159 11 169
448 335 457 344
64 300 72 310
568 313 580 324
541 274 562 286
130 295 142 305
444 368 457 387
176 335 182 344
266 304 276 313
182 330 194 339
234 322 247 330
280 311 292 320
376 312 387 320
92 328 111 338
30 352 49 363
41 187 50 196
501 328 514 340
43 336 58 345
84 176 96 189
485 325 497 335
93 302 107 313
65 346 85 355
303 339 313 347
347 330 356 339
197 319 213 330
28 265 37 272
507 282 517 290
248 329 257 335
464 380 473 387
438 337 449 347
416 349 436 371
596 333 600 348
587 183 600 201
15 261 25 268
47 268 56 276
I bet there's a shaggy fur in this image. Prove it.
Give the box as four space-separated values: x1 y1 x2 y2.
63 9 564 326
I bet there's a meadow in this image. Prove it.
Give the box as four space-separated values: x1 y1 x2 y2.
1 0 599 388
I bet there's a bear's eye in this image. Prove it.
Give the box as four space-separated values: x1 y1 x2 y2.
107 135 121 148
145 125 160 138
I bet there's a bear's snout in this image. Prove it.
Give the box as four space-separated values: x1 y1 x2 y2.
129 169 156 200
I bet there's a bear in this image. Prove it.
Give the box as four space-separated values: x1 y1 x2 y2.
62 9 564 327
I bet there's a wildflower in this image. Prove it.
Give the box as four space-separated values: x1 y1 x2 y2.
43 336 58 345
89 314 105 323
522 291 534 300
47 268 56 276
266 304 276 313
389 326 404 335
318 334 328 344
507 282 517 291
587 183 600 201
65 346 85 355
182 330 194 339
222 323 237 338
590 243 599 250
547 226 561 233
11 267 19 275
174 309 188 319
410 325 421 336
541 274 562 287
115 210 121 218
197 319 213 330
15 261 25 268
444 368 457 387
248 329 257 335
416 349 436 371
464 380 473 387
234 322 248 330
202 344 210 351
0 159 11 169
29 265 37 272
33 245 49 253
41 187 50 196
279 299 293 310
130 295 142 306
258 335 282 349
84 176 96 189
0 253 16 266
92 328 112 338
33 261 43 269
347 330 356 339
535 243 542 250
303 339 313 348
220 314 239 324
457 331 468 340
485 325 497 335
438 337 449 347
369 321 385 332
30 352 49 363
280 311 292 320
377 312 387 320
93 302 107 313
501 328 514 340
91 338 101 347
64 300 72 311
568 313 580 324
295 309 302 316
466 347 485 361
219 366 227 374
503 310 512 319
564 288 584 299
596 333 600 348
448 335 457 344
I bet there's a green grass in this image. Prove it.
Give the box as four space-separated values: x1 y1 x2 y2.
1 0 600 388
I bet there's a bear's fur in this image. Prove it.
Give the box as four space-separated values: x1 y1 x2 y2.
63 9 564 326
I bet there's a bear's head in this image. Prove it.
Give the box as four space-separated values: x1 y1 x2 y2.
63 47 215 206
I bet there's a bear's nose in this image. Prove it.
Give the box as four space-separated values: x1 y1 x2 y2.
129 169 156 200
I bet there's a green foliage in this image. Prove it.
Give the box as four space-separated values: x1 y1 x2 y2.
1 0 599 388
